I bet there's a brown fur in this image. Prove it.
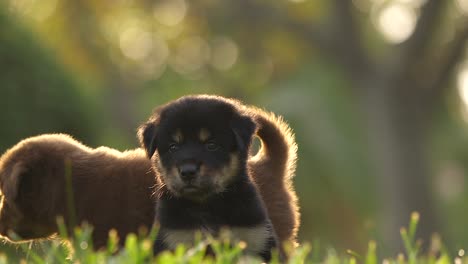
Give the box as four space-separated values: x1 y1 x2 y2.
0 104 299 249
247 107 300 246
0 134 155 249
137 95 299 248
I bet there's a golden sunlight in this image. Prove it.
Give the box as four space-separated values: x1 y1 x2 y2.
374 2 417 44
153 0 187 27
119 27 154 61
9 0 58 21
456 0 468 14
457 63 468 113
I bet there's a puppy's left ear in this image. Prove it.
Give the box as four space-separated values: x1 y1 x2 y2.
231 114 257 151
138 121 159 158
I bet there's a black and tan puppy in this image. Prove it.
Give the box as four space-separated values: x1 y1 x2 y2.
138 95 279 260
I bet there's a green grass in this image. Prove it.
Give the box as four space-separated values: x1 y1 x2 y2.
0 213 464 263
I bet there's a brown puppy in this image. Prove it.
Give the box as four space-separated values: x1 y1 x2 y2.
0 134 156 249
0 100 299 249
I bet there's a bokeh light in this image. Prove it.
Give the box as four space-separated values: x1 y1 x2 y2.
140 34 169 78
9 0 58 21
456 0 468 14
373 2 417 44
458 62 468 123
434 161 465 203
170 36 210 77
119 27 154 61
210 37 239 71
457 62 468 109
153 0 187 26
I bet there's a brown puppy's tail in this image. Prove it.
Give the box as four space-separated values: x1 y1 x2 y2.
247 107 300 247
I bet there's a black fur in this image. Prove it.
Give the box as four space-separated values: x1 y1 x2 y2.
138 110 161 158
139 122 158 158
138 95 278 261
230 114 256 153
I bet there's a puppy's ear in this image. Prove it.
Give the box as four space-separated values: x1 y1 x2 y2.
231 114 257 152
139 107 166 158
138 121 159 158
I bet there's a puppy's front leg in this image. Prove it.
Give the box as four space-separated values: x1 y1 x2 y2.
153 228 169 255
259 231 282 262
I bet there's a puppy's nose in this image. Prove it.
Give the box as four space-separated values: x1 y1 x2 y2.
179 163 199 182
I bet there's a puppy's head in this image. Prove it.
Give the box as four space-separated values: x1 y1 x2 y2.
138 95 256 200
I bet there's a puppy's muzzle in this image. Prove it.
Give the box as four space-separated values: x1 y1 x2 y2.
178 162 200 183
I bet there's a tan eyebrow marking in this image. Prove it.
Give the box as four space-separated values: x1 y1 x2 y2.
172 129 183 143
199 128 211 142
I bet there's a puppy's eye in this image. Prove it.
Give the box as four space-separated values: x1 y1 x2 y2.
169 143 179 153
205 142 219 151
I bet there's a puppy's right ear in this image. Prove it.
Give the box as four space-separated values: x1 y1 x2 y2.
138 121 159 158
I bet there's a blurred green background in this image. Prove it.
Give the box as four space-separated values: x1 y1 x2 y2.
1 0 468 257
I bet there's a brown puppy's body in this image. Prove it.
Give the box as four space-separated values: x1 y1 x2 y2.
0 101 299 249
0 134 155 248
